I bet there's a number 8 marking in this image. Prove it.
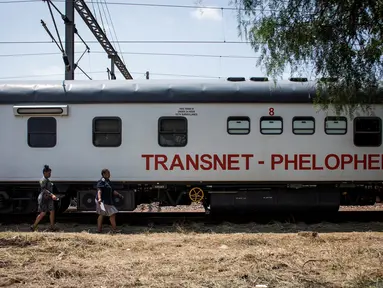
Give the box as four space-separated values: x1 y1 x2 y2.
269 107 275 116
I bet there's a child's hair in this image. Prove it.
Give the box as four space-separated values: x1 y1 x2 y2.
43 165 51 172
101 168 110 176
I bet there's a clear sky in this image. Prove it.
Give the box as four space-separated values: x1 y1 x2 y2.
0 0 303 81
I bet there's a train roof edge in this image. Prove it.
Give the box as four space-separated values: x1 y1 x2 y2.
0 79 382 104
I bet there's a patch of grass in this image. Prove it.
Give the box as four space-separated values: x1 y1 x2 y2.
0 235 37 247
0 224 383 287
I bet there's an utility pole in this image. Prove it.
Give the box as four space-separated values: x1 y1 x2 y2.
65 0 75 80
41 0 132 80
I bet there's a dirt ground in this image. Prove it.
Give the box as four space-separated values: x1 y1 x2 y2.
83 202 383 213
1 221 383 288
131 202 383 213
67 200 383 213
339 204 383 211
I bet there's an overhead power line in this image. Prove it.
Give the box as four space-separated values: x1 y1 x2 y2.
0 40 253 45
102 0 126 65
0 50 316 64
0 71 221 80
0 51 261 59
0 0 272 12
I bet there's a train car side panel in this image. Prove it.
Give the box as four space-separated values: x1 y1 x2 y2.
0 103 382 182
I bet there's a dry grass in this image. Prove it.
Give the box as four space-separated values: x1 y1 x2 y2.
339 204 383 211
69 203 383 213
1 222 383 288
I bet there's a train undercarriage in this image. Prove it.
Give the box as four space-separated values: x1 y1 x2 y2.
0 182 382 215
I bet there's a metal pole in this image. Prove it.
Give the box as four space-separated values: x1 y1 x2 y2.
65 0 75 80
111 57 116 80
109 55 116 80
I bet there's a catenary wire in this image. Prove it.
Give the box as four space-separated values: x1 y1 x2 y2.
0 40 254 45
0 71 222 80
0 51 261 59
0 50 316 64
101 0 126 65
0 0 274 12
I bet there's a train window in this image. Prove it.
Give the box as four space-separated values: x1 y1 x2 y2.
158 117 187 147
27 117 57 148
227 117 250 135
260 116 283 134
92 117 122 147
292 117 315 135
353 117 382 147
325 116 347 135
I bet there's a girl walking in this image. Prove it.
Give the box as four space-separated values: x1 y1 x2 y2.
30 165 58 231
95 168 124 233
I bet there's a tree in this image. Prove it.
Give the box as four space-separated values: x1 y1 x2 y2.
232 0 383 117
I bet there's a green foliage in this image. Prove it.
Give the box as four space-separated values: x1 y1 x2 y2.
231 0 383 117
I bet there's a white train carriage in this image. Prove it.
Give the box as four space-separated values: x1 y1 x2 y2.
0 77 382 215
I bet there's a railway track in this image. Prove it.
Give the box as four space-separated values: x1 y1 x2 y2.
1 210 383 226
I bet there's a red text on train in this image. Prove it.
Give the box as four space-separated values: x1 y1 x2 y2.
141 154 253 171
271 154 383 170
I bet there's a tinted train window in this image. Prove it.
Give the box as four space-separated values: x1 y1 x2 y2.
227 117 250 135
325 116 347 135
28 117 57 148
260 116 283 134
354 117 382 147
292 117 315 135
93 117 122 147
158 117 187 147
